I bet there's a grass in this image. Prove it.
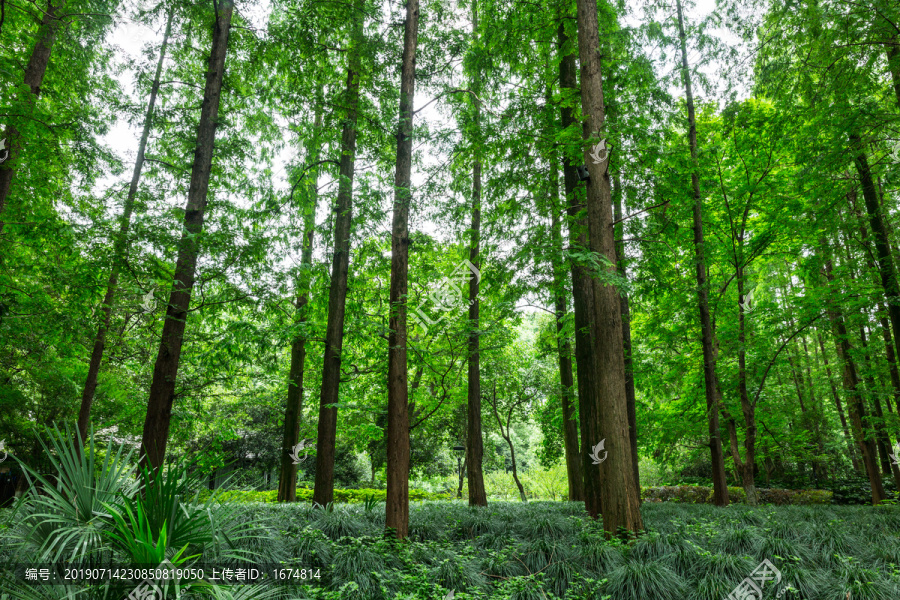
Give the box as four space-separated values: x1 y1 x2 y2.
2 500 900 598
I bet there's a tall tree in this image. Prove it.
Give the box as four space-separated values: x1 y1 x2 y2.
277 111 322 502
139 0 234 471
573 0 643 534
312 5 364 507
77 6 175 448
675 0 729 507
385 0 419 539
557 18 603 517
0 0 68 231
466 0 487 508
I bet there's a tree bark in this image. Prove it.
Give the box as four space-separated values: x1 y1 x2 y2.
822 251 886 504
139 0 234 472
557 19 603 520
312 11 363 507
0 0 67 232
816 330 862 473
77 6 174 449
612 172 640 495
573 0 643 535
385 0 419 540
465 0 487 508
277 111 322 502
675 0 729 507
550 159 583 502
850 135 900 367
735 270 759 505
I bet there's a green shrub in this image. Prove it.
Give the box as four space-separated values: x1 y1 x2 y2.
199 487 453 504
640 484 832 505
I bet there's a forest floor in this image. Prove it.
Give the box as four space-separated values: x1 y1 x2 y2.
225 500 900 599
2 500 898 599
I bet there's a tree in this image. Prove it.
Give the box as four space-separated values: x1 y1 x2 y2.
573 0 643 534
312 3 364 507
77 5 175 449
385 0 419 539
674 0 729 507
139 0 234 472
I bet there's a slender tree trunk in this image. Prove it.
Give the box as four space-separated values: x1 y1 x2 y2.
312 11 363 507
851 135 900 366
385 0 419 540
77 7 174 449
574 0 643 535
735 270 759 505
822 251 886 504
675 0 729 507
465 0 487 508
550 162 583 502
557 19 603 520
139 0 234 472
0 0 67 231
277 112 322 503
816 330 862 472
612 172 640 495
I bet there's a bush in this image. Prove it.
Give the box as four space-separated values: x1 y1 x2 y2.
201 487 453 504
640 484 832 505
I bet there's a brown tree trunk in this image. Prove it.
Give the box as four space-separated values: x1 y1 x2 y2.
77 6 174 449
612 172 640 495
550 163 583 502
0 0 67 231
277 112 322 503
385 0 418 540
557 19 603 520
139 0 234 472
735 271 759 505
489 384 527 502
822 252 886 504
311 12 363 507
465 0 487 508
850 135 900 365
816 330 862 473
574 0 643 535
675 0 729 507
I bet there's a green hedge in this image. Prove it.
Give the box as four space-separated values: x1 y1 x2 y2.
641 484 832 505
199 487 453 504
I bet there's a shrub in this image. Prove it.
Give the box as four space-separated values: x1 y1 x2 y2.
200 487 453 504
640 484 832 505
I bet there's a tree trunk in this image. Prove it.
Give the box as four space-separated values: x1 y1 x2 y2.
77 6 174 450
0 0 67 231
277 112 322 503
574 0 643 535
312 11 363 507
822 251 886 504
385 0 419 540
139 0 234 472
735 270 759 506
675 0 729 507
465 0 487 508
612 172 640 495
850 135 900 366
816 330 862 472
557 19 603 520
550 162 583 502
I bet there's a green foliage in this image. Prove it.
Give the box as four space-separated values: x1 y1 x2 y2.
641 485 833 505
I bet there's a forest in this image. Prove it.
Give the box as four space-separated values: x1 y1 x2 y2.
1 0 900 596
